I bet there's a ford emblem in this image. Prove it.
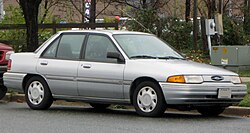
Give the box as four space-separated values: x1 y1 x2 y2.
211 75 224 81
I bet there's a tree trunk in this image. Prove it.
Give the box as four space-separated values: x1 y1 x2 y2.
193 0 198 50
19 0 42 52
142 0 147 9
244 0 250 35
90 0 96 24
185 0 191 22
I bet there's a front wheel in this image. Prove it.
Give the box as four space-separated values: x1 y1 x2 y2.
25 76 53 110
197 106 225 116
133 81 167 117
0 85 7 100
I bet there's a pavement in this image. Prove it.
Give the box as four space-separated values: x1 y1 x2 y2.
1 102 250 133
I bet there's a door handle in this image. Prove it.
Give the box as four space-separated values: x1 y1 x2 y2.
82 64 91 69
40 61 48 66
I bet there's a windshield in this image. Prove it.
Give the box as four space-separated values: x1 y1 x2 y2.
113 34 184 59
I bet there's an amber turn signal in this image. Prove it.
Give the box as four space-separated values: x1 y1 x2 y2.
167 75 185 83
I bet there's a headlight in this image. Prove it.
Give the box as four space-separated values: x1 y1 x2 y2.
231 76 241 84
184 76 203 84
167 75 203 84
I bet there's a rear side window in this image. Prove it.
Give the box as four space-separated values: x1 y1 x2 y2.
57 34 85 60
42 38 59 58
42 34 85 60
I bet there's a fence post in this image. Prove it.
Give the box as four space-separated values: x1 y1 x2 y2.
52 16 56 34
115 23 118 30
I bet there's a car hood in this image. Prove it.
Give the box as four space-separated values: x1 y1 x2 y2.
126 59 237 76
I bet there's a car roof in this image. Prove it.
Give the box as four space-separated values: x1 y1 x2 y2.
58 30 152 36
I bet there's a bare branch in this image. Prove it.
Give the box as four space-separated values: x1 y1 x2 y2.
96 1 112 17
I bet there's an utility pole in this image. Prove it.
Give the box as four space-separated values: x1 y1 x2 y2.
193 0 198 50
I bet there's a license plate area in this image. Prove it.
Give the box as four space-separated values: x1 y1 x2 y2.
218 88 231 99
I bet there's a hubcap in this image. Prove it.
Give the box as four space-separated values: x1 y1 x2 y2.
28 81 44 105
137 86 157 113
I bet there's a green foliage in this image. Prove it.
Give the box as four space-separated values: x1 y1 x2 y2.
223 16 247 45
0 6 54 52
127 9 195 51
238 71 250 77
127 9 159 33
0 6 25 24
160 18 193 51
103 16 116 23
239 82 250 107
0 6 26 52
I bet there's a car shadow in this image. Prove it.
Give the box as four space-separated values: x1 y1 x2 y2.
45 105 243 120
6 102 244 120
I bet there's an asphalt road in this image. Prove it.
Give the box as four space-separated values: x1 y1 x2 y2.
0 102 250 133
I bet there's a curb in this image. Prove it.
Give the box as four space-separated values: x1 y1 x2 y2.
240 77 250 83
1 93 25 103
1 93 250 116
224 106 250 116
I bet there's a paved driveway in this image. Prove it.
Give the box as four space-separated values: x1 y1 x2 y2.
0 102 250 133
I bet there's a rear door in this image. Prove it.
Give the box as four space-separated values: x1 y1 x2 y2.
37 33 86 96
77 34 125 99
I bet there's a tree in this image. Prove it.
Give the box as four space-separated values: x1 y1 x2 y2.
19 0 42 52
90 0 96 24
185 0 191 22
244 0 250 35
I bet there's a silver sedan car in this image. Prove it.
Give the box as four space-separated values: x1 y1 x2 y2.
3 30 247 117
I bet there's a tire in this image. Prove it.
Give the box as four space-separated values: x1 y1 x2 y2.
197 106 225 116
90 103 110 110
25 76 53 110
0 85 7 100
133 81 167 117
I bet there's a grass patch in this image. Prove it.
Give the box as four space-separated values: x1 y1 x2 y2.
238 71 250 77
239 82 250 107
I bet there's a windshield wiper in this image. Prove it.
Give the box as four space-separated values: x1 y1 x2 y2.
130 55 158 59
158 56 186 60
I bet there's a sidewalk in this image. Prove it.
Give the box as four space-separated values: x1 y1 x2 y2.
241 77 250 82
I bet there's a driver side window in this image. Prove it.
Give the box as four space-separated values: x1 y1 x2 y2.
84 35 119 63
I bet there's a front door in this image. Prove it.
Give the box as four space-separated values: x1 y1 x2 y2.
37 33 86 96
77 34 125 99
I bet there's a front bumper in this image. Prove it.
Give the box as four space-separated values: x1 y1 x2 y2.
159 82 247 105
3 72 26 92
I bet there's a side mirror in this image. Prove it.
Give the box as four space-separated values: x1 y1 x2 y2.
107 52 125 63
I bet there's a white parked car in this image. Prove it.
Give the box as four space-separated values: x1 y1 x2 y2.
3 30 247 117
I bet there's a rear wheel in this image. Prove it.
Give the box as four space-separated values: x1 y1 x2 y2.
25 76 53 110
197 106 225 116
133 81 167 117
90 103 110 110
0 85 7 100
